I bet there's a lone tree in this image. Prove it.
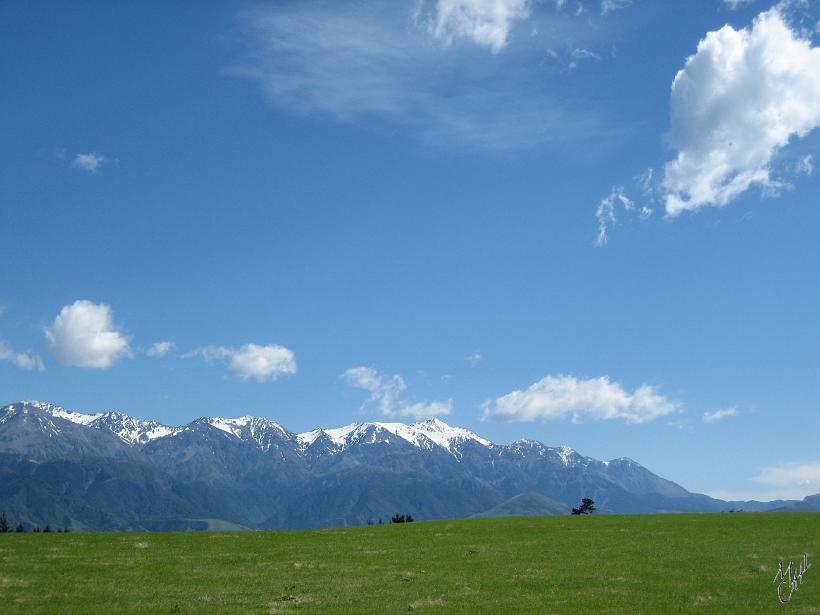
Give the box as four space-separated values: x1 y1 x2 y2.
571 498 596 515
0 512 8 533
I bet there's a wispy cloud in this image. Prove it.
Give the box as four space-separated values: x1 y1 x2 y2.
600 0 631 16
146 341 176 358
227 2 610 149
71 152 106 173
465 351 482 366
795 154 814 176
0 341 45 372
482 374 680 423
702 406 740 423
341 366 452 419
594 185 651 246
184 343 296 382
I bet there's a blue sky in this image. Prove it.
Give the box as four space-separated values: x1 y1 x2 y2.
2 0 819 501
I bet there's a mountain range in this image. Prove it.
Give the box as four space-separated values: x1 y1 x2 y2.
0 400 815 531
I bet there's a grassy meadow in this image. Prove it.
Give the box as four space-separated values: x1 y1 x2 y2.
0 513 817 614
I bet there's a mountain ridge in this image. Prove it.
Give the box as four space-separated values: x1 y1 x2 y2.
1 400 814 531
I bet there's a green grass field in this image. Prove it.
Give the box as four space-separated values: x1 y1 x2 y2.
1 513 817 614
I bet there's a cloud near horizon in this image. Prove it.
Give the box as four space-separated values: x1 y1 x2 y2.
342 366 452 419
662 8 820 215
751 461 820 498
184 343 297 382
482 374 680 423
45 300 132 369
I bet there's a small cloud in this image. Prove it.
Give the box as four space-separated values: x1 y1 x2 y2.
0 341 45 372
183 343 296 382
571 47 601 61
71 152 106 173
465 351 482 366
429 0 533 54
45 300 132 369
341 365 451 419
724 0 755 9
601 0 631 16
702 406 740 423
146 341 176 358
795 154 814 176
595 185 650 246
482 374 680 424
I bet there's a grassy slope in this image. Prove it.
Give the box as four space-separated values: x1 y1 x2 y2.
471 492 570 517
0 513 817 614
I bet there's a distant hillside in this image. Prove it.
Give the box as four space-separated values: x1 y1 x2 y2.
471 492 570 518
773 493 820 512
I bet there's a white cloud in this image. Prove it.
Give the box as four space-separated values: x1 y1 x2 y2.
146 341 175 358
342 366 452 419
482 374 680 423
184 343 296 382
0 342 45 372
752 462 820 498
702 406 740 423
595 185 651 246
430 0 532 53
663 8 820 215
465 351 482 366
45 300 132 369
71 152 106 173
229 344 297 382
600 0 631 16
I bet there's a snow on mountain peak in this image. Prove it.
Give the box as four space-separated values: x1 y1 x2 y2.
20 400 102 425
557 445 575 467
296 418 491 456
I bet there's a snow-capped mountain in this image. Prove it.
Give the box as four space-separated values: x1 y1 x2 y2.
0 400 798 531
296 417 491 457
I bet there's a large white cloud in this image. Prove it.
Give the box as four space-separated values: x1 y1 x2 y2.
430 0 532 53
482 374 679 423
45 300 132 369
184 343 296 382
663 8 820 215
0 341 45 372
342 366 452 419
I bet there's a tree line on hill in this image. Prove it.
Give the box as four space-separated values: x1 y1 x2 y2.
0 511 69 533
